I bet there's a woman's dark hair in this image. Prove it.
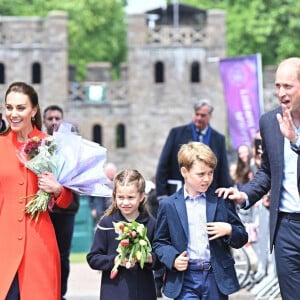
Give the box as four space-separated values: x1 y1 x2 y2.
5 82 42 130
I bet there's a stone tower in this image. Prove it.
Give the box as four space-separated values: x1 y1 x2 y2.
126 5 227 177
67 4 228 179
1 5 277 179
0 11 68 109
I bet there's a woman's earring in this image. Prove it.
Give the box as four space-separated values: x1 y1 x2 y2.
32 116 35 121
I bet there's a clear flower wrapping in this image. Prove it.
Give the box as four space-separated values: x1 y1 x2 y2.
17 123 112 221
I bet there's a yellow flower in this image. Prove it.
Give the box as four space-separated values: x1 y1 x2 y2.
114 222 125 233
136 250 142 261
111 220 152 279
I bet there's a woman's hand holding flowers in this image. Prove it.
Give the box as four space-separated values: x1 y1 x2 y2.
37 171 62 198
18 136 59 221
18 125 111 222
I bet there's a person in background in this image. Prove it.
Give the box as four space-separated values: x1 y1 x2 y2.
153 142 248 300
217 57 300 299
87 169 161 300
43 105 64 134
231 144 257 238
156 98 232 200
231 144 253 188
88 162 117 224
249 131 271 282
231 144 259 279
145 177 158 219
250 131 263 174
0 112 7 133
43 104 80 300
0 82 73 299
144 177 165 298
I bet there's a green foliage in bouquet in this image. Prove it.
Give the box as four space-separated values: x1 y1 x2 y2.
18 136 57 221
110 220 152 279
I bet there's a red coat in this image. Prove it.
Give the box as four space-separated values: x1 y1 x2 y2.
0 128 73 299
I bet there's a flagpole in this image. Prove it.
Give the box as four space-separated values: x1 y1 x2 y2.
256 53 264 115
173 0 179 28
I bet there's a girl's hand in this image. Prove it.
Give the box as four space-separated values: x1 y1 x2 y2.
119 257 137 269
114 255 120 265
146 253 153 264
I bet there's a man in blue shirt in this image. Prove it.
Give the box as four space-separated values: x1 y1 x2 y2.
217 57 300 299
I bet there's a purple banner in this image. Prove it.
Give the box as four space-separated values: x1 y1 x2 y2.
219 54 263 149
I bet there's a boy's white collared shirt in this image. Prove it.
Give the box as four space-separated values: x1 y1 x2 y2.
184 189 210 261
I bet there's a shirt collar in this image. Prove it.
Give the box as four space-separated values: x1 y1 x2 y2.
197 126 208 136
184 187 206 201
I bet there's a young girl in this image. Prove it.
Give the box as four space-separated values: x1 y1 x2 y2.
87 169 160 300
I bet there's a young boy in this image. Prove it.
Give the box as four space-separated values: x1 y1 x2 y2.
153 142 248 300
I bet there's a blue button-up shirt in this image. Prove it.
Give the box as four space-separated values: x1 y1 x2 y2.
184 189 210 261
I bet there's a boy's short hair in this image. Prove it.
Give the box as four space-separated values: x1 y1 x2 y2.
178 142 217 171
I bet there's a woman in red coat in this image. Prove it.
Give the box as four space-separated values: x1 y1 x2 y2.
0 82 73 299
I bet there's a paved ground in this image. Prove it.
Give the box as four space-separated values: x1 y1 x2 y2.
66 263 99 300
66 262 257 300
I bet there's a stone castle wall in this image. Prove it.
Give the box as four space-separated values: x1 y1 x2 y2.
0 11 68 109
0 9 278 180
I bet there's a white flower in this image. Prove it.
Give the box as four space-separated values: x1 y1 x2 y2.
125 261 131 269
136 224 145 235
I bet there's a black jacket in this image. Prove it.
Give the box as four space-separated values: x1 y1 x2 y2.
87 210 160 300
156 123 232 197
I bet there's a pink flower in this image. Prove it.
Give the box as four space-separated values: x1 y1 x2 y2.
110 221 152 279
110 269 119 280
120 239 130 247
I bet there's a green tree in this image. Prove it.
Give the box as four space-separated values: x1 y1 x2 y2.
0 0 127 80
181 0 300 66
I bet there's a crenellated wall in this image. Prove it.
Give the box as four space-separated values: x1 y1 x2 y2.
0 8 278 179
0 11 68 108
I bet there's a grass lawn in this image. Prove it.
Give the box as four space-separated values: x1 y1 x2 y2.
70 252 88 263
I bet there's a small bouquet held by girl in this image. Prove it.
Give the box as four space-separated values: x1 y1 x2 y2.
109 220 152 279
17 123 112 221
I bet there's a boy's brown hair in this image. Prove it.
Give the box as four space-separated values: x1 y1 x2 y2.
178 142 217 171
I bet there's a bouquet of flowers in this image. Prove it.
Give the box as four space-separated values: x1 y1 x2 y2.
109 221 152 280
52 123 111 196
17 123 112 221
17 136 60 221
